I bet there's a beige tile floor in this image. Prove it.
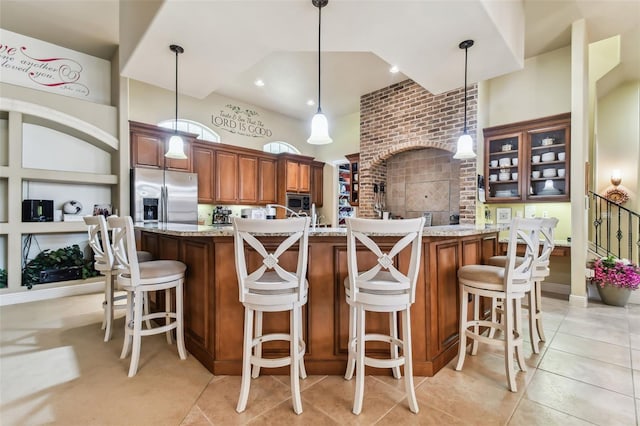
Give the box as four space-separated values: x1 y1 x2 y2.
1 292 639 425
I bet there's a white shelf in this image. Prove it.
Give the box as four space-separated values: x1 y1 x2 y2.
18 221 87 234
21 168 117 185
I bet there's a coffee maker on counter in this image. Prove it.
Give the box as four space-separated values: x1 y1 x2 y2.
212 206 232 225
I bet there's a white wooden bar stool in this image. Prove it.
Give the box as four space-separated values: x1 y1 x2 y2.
486 217 559 353
84 215 154 342
233 217 310 415
343 217 425 415
108 216 187 377
455 217 541 392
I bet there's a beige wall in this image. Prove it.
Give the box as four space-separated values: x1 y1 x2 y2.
128 80 311 156
486 46 571 126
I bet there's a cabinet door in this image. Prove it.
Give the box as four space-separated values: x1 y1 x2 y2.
215 151 238 203
311 163 324 207
258 158 277 204
192 144 215 204
238 155 258 203
285 160 299 192
484 132 524 202
526 123 570 201
298 162 311 193
131 132 163 169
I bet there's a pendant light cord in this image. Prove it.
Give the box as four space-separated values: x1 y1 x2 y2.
175 48 179 132
463 44 468 134
317 3 322 114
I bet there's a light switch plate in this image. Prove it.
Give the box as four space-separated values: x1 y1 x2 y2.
525 205 536 218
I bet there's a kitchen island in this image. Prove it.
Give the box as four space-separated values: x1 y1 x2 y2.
136 223 500 376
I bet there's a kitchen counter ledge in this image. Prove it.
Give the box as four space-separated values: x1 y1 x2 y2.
135 222 504 238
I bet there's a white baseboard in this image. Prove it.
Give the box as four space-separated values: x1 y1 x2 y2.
569 294 588 307
0 281 103 306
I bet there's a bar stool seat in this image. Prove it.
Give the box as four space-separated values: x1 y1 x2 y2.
233 217 310 415
343 217 425 415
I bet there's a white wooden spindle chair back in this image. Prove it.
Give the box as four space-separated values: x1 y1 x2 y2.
503 217 542 294
84 215 114 272
108 216 141 286
535 217 559 278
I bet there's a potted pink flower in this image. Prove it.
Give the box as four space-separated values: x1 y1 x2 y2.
592 255 640 306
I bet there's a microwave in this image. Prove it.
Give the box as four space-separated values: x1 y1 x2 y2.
286 193 311 214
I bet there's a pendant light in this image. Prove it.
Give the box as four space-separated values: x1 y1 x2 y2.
165 44 187 159
307 0 333 145
453 39 476 160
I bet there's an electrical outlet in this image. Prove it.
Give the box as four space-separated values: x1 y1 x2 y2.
542 211 549 218
525 205 536 218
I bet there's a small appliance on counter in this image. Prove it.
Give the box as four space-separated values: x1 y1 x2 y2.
22 199 53 222
449 214 460 225
241 208 266 220
212 206 232 225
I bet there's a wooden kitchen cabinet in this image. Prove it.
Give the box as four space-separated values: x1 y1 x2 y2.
258 157 277 204
484 113 570 203
279 154 312 193
345 153 359 206
238 155 258 203
311 161 324 207
130 121 194 171
214 150 239 203
192 142 215 204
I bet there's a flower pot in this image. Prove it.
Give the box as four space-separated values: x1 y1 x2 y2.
596 284 632 307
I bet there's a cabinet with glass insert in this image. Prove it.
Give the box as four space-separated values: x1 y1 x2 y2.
483 113 570 203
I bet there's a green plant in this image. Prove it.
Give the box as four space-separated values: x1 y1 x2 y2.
0 268 7 289
22 245 98 289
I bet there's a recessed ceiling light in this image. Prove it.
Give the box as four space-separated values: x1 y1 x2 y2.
389 65 400 74
306 99 315 106
254 79 265 87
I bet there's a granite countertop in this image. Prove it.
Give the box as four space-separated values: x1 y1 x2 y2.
135 222 504 238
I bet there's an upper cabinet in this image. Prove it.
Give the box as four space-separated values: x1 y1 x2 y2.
483 113 570 203
192 142 215 204
130 121 194 171
278 154 313 194
311 161 324 207
345 153 360 206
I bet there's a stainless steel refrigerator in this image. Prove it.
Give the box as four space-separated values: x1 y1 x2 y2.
131 167 198 224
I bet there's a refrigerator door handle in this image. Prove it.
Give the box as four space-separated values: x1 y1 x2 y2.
164 186 169 223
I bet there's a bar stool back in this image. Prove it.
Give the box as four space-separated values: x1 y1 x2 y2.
108 216 187 377
233 217 311 414
455 217 541 392
486 217 558 352
344 217 425 415
84 215 154 342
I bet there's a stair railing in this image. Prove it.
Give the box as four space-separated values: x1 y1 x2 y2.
589 191 640 264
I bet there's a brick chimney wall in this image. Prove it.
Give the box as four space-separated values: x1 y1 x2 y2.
359 79 477 224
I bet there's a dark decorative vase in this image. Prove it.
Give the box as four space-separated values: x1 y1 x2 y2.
596 284 632 307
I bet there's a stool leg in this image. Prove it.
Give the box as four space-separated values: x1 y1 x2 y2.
165 288 173 345
353 305 366 415
176 280 187 360
504 296 517 392
455 285 468 371
514 297 527 372
471 294 480 355
402 308 419 413
488 298 498 339
528 287 540 354
344 304 356 380
237 307 254 413
104 272 114 342
252 311 263 379
390 311 401 379
298 307 307 379
144 292 152 330
120 291 133 359
535 280 546 342
290 307 303 414
128 289 144 377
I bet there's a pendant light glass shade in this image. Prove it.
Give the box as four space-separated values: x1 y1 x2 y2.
308 0 332 145
166 134 187 159
453 39 476 160
452 133 475 159
307 110 333 144
166 44 187 160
